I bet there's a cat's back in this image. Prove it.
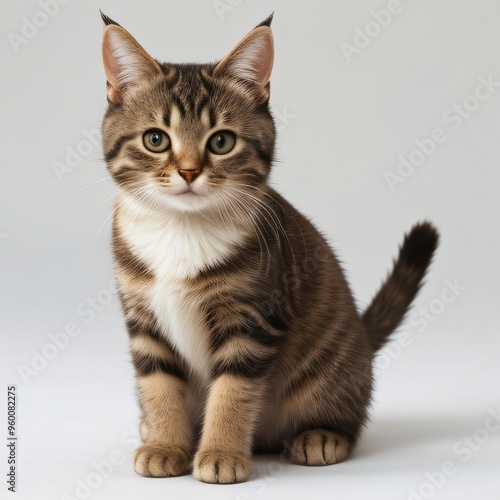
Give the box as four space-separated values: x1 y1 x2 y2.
266 187 357 298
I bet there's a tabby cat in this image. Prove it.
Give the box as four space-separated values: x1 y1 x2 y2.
100 12 438 484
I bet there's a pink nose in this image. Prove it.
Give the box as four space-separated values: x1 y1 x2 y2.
178 169 201 185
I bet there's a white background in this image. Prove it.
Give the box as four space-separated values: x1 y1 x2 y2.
1 0 499 499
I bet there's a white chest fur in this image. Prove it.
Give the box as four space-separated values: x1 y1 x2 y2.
118 195 246 378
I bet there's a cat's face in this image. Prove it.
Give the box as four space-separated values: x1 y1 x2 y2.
101 15 275 213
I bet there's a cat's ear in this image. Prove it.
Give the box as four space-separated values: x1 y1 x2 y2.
101 12 163 104
214 15 274 102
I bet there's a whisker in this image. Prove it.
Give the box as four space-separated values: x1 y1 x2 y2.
70 176 112 196
91 211 113 256
220 190 271 273
234 184 299 265
225 186 291 263
91 191 119 222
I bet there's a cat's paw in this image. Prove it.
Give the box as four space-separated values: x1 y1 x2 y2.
289 429 350 466
193 450 251 484
134 444 192 477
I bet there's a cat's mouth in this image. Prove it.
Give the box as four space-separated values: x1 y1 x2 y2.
176 183 204 196
160 184 208 201
153 180 216 213
154 174 214 207
156 180 200 196
178 189 197 196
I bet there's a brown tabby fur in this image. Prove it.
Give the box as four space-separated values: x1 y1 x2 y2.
100 13 439 484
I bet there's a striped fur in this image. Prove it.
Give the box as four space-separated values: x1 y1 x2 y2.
100 14 438 484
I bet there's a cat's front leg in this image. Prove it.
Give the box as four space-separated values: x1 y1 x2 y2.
130 330 194 477
193 373 268 484
193 314 279 484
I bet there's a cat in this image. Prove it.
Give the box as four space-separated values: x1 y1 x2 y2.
100 12 438 484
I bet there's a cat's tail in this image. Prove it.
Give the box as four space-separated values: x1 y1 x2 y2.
362 222 439 353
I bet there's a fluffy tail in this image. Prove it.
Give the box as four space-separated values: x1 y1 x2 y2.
362 221 439 352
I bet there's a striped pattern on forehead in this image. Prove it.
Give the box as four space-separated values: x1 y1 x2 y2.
161 64 216 127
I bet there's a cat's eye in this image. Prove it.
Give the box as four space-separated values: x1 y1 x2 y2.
207 131 236 155
143 129 171 153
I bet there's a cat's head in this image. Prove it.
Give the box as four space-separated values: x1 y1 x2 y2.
100 12 275 213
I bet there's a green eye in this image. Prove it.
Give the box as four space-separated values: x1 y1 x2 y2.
207 131 236 155
143 129 171 153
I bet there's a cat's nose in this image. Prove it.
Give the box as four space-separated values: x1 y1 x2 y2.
178 168 201 185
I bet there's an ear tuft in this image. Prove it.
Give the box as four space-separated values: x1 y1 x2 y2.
256 13 273 28
100 11 120 27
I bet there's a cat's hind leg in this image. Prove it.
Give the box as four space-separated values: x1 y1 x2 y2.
288 428 351 466
275 334 372 467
